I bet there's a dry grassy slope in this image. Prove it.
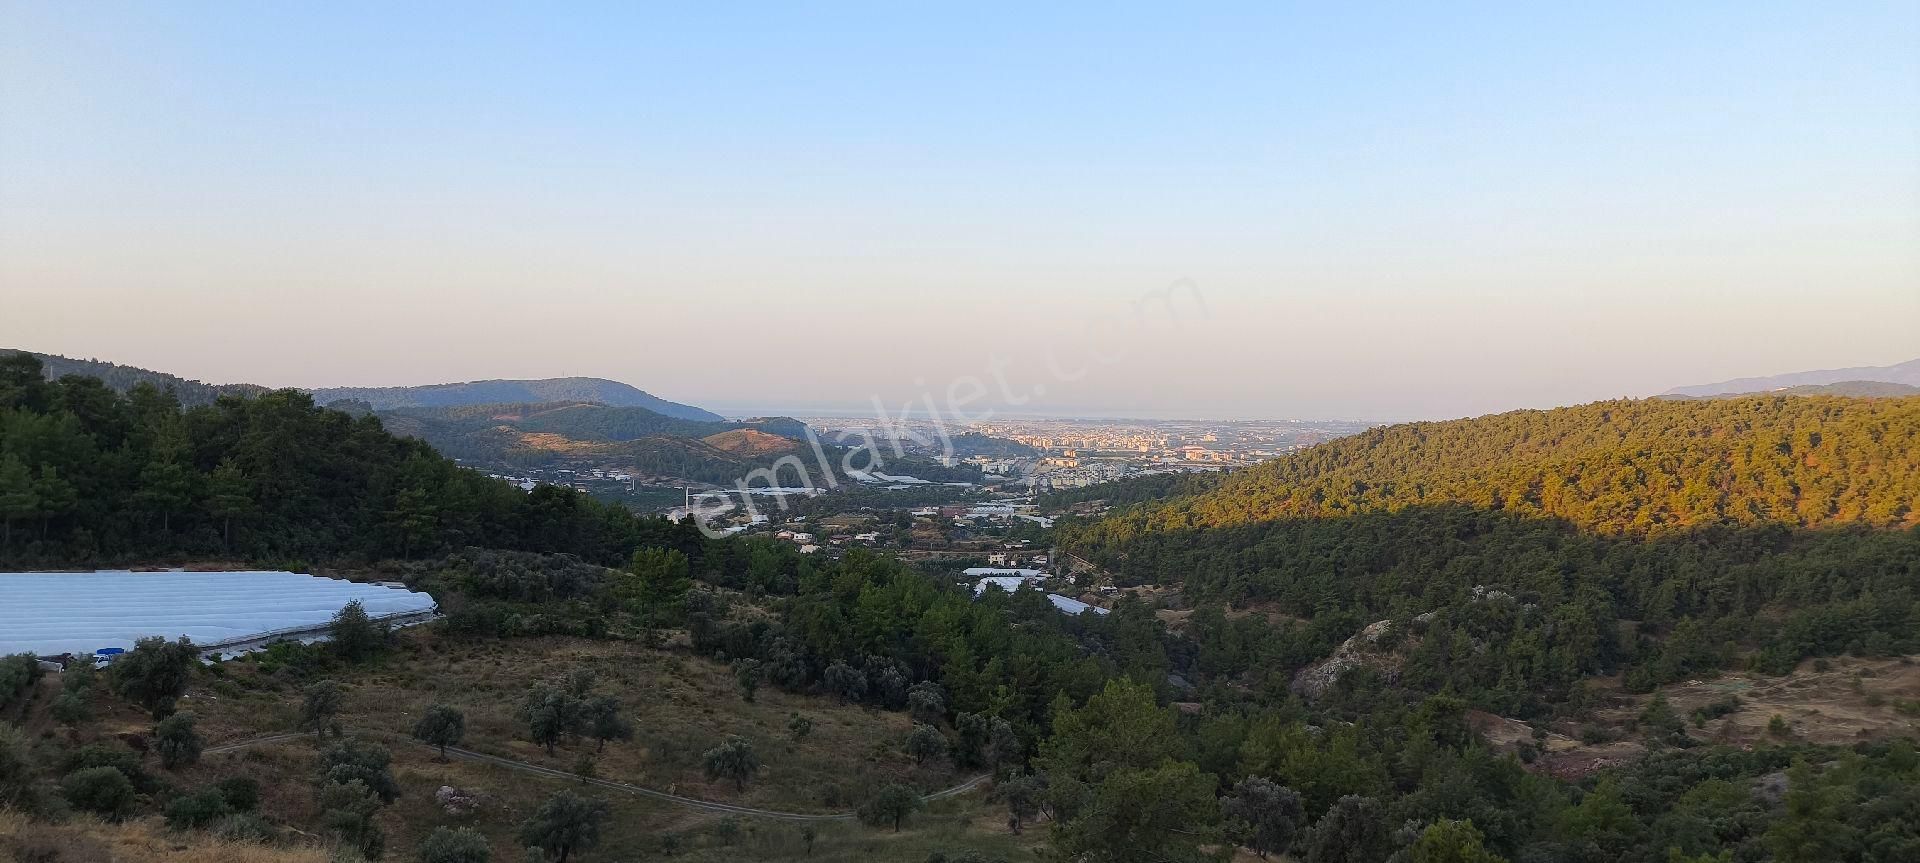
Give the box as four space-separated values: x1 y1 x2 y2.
1615 654 1920 745
0 809 330 863
1472 654 1920 779
154 628 1042 861
701 429 801 457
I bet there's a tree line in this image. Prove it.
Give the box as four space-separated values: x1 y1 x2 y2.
0 351 702 565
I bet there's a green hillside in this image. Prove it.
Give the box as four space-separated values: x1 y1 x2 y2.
1069 396 1920 538
13 349 267 407
0 351 694 565
1058 396 1920 706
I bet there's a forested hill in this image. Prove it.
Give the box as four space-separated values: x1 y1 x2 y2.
371 402 820 482
310 377 723 421
14 350 267 407
1069 396 1920 541
0 351 700 566
1058 395 1920 704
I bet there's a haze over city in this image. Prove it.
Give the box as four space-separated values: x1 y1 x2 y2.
5 3 1917 421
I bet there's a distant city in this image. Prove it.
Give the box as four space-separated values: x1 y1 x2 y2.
802 415 1378 491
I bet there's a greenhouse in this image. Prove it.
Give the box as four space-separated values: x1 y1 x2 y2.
0 570 437 658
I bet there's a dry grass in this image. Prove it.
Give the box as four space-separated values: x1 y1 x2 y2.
0 808 329 863
1634 654 1920 745
1471 654 1920 779
305 632 954 811
700 429 800 456
143 627 1040 860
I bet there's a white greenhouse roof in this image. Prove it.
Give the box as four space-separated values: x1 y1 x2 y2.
973 575 1038 595
0 570 437 657
1047 594 1110 616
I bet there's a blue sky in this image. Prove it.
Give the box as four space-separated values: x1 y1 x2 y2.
3 2 1916 420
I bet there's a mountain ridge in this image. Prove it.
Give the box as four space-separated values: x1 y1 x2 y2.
1663 357 1920 397
18 350 268 406
1661 380 1920 400
6 349 723 421
310 376 723 421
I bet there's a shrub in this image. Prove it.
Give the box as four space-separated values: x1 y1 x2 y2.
417 825 492 863
0 722 34 810
50 690 91 725
60 743 147 789
318 778 386 859
1690 695 1741 725
212 812 277 843
319 737 400 803
62 766 136 819
217 776 261 811
164 787 232 830
154 711 203 768
0 654 44 711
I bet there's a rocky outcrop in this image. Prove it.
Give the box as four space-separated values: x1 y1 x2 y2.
1290 619 1415 699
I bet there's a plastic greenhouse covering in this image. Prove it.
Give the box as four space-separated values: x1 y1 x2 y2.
0 570 436 657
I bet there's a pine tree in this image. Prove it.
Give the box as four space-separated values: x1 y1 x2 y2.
0 456 37 547
205 458 253 551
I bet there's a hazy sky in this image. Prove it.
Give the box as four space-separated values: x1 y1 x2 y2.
3 3 1916 421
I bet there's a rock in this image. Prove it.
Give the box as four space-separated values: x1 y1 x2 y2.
1290 619 1416 700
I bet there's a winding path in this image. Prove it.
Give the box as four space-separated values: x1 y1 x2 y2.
206 730 990 822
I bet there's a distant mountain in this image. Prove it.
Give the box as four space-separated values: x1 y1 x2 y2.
309 377 724 421
11 350 267 406
7 350 723 422
1663 380 1920 400
374 401 822 483
1663 358 1920 398
377 401 735 444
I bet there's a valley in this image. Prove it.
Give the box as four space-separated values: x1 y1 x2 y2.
3 351 1919 863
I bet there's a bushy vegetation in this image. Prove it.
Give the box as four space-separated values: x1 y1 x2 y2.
0 654 44 711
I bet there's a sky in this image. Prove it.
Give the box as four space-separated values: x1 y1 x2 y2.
2 2 1916 422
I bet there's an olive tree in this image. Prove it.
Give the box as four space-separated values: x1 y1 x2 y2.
111 636 196 719
702 736 760 792
518 790 609 863
301 680 346 739
857 783 922 832
412 703 466 761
